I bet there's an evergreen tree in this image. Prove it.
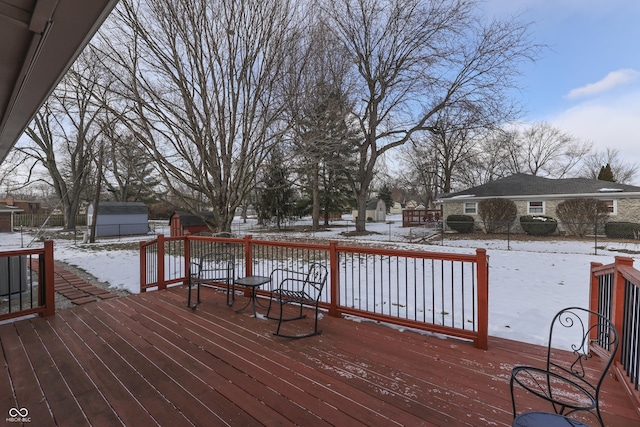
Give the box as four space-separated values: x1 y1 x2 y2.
597 163 616 182
377 184 393 212
255 149 296 229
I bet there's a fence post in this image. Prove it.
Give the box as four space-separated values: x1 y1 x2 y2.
476 248 489 350
157 234 166 290
43 239 55 317
328 240 339 317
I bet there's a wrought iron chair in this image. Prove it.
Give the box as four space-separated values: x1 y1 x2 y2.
266 263 328 338
510 307 619 427
187 252 235 309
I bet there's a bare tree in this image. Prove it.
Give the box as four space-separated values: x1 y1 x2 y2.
17 53 107 230
96 0 298 231
517 122 592 178
322 0 538 231
580 148 638 184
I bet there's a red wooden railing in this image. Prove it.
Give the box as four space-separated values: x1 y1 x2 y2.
0 240 55 322
590 256 640 415
140 234 490 349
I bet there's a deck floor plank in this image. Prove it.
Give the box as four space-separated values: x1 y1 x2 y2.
2 285 639 426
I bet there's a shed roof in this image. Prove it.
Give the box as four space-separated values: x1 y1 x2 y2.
170 211 215 226
95 202 148 215
439 174 640 200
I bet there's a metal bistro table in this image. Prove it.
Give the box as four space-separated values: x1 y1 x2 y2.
233 275 270 317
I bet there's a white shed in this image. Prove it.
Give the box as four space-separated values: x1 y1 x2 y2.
352 199 386 222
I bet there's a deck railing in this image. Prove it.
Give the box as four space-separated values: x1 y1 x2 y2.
590 256 640 411
139 234 489 349
0 240 55 322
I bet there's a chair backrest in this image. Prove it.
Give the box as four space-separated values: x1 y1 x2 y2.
546 307 619 397
303 263 328 301
196 252 235 282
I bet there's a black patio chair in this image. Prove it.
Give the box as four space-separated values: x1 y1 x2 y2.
510 306 619 427
266 263 328 339
187 252 235 309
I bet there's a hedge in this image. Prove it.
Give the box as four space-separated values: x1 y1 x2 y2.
446 215 475 233
604 222 640 239
519 215 558 236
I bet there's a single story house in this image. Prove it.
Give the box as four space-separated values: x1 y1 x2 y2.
436 173 640 232
169 211 216 237
352 199 386 223
0 196 41 214
87 202 149 237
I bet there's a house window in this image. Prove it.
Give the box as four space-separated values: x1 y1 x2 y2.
602 200 616 214
528 201 544 214
464 202 477 215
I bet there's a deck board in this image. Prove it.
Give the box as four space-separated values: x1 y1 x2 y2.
1 285 639 426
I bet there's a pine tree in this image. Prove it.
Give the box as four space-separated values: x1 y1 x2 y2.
597 163 616 182
255 149 296 229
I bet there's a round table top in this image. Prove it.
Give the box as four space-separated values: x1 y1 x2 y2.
235 275 271 287
513 411 589 427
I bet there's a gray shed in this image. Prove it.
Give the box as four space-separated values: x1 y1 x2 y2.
87 202 149 237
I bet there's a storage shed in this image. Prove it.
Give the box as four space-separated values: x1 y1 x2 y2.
351 199 386 222
87 202 149 237
169 211 216 237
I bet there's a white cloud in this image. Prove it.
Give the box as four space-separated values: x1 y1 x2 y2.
564 69 640 100
551 91 640 171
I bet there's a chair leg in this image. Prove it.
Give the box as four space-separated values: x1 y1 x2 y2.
188 280 200 309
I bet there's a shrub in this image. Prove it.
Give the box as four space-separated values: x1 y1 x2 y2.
605 222 640 239
556 198 610 237
519 215 558 236
478 198 517 233
446 215 475 233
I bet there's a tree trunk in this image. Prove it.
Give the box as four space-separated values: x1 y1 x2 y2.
355 192 368 232
312 163 320 231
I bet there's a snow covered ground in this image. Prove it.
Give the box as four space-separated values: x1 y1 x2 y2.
2 214 639 347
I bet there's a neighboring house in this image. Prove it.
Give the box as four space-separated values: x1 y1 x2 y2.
390 202 403 215
169 211 216 237
87 202 149 237
352 199 387 222
0 196 41 214
436 173 640 232
0 206 23 232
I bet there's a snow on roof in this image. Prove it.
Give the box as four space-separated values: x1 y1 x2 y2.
598 188 624 192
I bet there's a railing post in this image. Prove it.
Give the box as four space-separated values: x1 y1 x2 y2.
328 240 339 317
244 235 253 276
139 240 146 292
588 262 603 313
612 256 634 363
157 234 166 290
43 239 55 317
476 248 489 350
183 235 191 286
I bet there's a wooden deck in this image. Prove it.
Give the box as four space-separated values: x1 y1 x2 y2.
2 285 639 426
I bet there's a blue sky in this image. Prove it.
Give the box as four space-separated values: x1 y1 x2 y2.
482 0 640 171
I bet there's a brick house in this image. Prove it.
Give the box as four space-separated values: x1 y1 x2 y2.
436 173 640 232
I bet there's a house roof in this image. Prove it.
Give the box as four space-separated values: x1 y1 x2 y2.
439 173 640 200
0 0 119 163
366 199 384 209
